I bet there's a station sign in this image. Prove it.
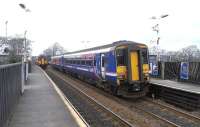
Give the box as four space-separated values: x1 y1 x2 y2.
149 55 158 76
180 62 189 80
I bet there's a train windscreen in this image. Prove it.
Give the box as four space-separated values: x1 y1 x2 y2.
116 49 128 66
141 49 148 64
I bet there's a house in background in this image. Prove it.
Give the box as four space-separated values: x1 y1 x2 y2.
0 37 29 64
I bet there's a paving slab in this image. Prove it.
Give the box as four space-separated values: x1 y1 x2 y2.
7 66 79 127
150 78 200 94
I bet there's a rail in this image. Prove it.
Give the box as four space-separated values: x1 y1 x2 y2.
144 98 200 123
47 69 134 127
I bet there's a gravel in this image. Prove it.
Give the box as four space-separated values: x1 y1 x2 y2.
47 67 171 127
46 70 130 127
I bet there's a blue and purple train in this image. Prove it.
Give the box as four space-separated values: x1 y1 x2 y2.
51 40 150 97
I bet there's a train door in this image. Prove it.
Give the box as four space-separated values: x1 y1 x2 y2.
101 54 106 80
95 54 102 78
130 51 139 81
116 47 128 81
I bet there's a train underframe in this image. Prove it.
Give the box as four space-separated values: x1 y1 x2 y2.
117 82 149 98
52 66 148 98
74 72 150 98
97 80 150 98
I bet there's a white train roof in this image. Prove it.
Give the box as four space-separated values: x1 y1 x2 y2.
51 40 147 59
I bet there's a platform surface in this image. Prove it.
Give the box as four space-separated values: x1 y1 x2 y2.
150 78 200 94
7 66 79 127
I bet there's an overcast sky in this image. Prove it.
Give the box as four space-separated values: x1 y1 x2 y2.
0 0 200 55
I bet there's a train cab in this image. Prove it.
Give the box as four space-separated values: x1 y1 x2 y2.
115 43 149 94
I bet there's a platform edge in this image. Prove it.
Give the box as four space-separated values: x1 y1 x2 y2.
38 66 90 127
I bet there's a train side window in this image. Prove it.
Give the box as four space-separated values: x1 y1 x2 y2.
85 60 91 66
94 59 96 66
77 60 80 65
81 60 85 65
86 60 89 66
88 60 92 66
65 59 68 64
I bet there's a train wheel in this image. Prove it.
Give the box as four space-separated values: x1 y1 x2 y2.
110 85 119 96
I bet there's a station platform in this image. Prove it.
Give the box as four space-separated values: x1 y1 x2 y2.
150 78 200 110
150 78 200 94
7 65 85 127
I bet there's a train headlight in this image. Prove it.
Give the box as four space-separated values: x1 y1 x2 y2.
117 79 120 86
117 74 125 79
144 73 149 80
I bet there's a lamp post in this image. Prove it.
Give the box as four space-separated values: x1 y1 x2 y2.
24 30 29 81
24 30 27 61
5 21 8 43
150 14 169 61
19 3 31 12
18 3 31 94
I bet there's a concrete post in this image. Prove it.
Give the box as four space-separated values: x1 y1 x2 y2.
26 62 28 80
161 62 165 79
21 62 25 94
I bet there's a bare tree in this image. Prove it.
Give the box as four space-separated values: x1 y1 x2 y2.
167 45 200 62
43 42 67 56
149 44 200 62
181 45 199 61
0 36 32 63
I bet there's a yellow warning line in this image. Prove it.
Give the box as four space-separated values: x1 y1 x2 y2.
38 66 89 127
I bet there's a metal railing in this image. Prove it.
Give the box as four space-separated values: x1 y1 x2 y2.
0 63 22 127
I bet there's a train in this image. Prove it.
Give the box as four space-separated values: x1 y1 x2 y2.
51 40 150 98
36 55 48 69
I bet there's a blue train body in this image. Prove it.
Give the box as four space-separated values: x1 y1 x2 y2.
52 46 117 84
51 41 150 97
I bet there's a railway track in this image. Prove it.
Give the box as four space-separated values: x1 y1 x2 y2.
143 98 200 125
47 67 200 127
128 103 181 127
127 98 200 127
46 70 134 127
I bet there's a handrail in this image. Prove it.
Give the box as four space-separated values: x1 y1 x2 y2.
0 62 22 69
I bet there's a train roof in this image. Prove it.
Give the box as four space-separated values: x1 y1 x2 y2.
64 40 146 54
51 40 147 58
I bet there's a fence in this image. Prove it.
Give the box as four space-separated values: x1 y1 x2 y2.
154 62 200 84
0 63 23 127
164 62 181 80
187 62 200 84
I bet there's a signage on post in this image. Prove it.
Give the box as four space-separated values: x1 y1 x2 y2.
180 62 189 80
149 55 158 76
